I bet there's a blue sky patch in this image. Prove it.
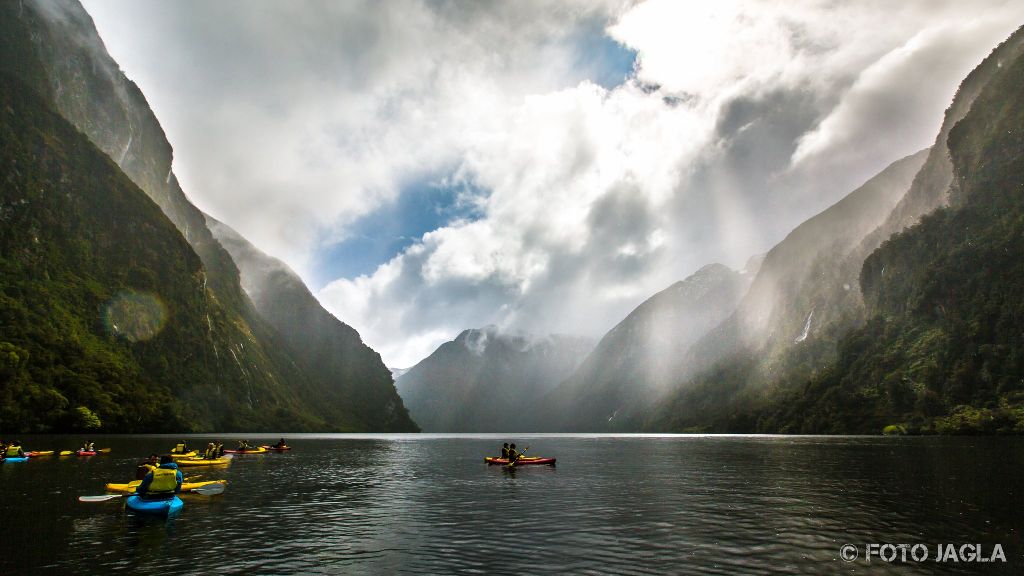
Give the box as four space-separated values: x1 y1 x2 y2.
311 176 485 288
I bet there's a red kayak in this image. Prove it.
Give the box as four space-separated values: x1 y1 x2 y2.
484 457 556 466
76 450 97 456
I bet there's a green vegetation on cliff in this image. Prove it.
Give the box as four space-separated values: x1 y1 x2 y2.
0 76 333 432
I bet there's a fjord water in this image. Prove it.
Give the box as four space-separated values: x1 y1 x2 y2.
1 435 1020 575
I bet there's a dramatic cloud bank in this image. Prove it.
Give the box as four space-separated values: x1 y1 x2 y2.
84 0 1024 366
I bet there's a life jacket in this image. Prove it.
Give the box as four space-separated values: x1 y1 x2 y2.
501 447 509 459
173 443 186 453
5 445 22 458
146 467 179 495
204 447 216 459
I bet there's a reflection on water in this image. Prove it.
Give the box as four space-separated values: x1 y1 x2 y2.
1 434 1021 574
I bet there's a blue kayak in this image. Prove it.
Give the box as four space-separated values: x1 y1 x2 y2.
125 495 184 516
1 457 28 463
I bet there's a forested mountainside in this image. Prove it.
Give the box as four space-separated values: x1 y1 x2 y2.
0 0 416 431
207 217 417 432
395 327 593 432
530 263 752 431
649 26 1024 434
0 75 327 431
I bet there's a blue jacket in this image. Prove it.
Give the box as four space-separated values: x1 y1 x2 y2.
136 462 183 498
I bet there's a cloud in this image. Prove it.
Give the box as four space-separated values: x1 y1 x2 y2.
82 0 1024 367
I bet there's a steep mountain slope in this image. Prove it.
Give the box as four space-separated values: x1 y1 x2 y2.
761 37 1024 434
0 75 323 432
533 263 753 431
206 217 418 431
395 327 593 432
649 25 1024 433
0 0 411 431
682 150 927 381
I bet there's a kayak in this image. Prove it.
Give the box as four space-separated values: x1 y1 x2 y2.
126 495 183 516
27 451 53 457
105 480 225 494
2 456 29 463
176 457 231 467
223 447 267 454
260 445 291 451
169 451 198 459
485 457 556 466
77 451 97 456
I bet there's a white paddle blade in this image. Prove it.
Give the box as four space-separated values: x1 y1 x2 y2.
79 494 123 502
192 483 225 496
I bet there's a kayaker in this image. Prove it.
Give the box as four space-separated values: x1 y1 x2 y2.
172 441 188 454
5 440 25 458
507 443 520 463
203 442 217 460
274 438 287 449
500 443 510 459
136 455 183 500
237 440 251 451
135 454 159 480
80 441 94 452
215 441 225 457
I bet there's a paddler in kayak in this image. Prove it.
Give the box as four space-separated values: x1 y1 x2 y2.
236 440 252 451
80 441 95 452
273 438 287 449
5 440 25 459
135 454 159 480
215 441 225 457
500 443 510 459
507 443 521 464
136 455 183 500
203 442 218 459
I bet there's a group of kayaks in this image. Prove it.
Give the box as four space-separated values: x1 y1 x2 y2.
78 443 291 517
2 448 111 463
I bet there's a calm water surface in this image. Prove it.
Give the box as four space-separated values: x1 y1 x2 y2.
1 434 1021 574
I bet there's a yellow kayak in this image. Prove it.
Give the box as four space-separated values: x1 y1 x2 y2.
105 479 226 494
169 451 198 459
176 457 231 467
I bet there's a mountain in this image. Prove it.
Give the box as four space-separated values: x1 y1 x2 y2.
395 327 593 432
760 27 1024 434
649 25 1024 433
206 217 417 431
0 74 327 431
531 263 753 431
0 0 413 431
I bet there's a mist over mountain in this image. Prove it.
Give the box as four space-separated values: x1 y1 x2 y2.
206 217 418 432
530 262 754 431
0 0 414 432
395 326 593 432
648 25 1024 434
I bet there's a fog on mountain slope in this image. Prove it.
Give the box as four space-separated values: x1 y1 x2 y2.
529 262 755 431
395 326 594 432
648 25 1024 434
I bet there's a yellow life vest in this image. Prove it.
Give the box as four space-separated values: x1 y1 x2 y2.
204 447 216 459
147 467 179 495
173 443 186 453
5 445 22 457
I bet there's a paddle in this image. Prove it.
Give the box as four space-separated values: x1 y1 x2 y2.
79 483 225 502
507 445 531 467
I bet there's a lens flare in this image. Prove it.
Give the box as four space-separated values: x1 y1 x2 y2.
102 291 168 342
